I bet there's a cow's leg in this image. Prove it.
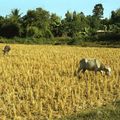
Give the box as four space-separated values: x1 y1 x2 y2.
77 69 86 79
77 67 82 74
74 67 81 76
100 70 104 75
82 69 86 74
95 68 98 75
75 67 82 79
3 51 6 55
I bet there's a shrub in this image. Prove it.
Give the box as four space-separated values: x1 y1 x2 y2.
0 22 20 38
26 26 43 38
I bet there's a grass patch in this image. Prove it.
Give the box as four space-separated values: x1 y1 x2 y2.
60 100 120 120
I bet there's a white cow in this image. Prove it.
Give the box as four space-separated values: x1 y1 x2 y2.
75 58 111 78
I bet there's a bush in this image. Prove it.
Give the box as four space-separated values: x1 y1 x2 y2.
26 26 43 38
0 22 20 38
44 29 54 38
97 32 120 41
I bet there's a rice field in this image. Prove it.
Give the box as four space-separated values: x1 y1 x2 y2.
0 44 120 119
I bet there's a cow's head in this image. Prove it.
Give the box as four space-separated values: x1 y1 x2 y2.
105 66 111 76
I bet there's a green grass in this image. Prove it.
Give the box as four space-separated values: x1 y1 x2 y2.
0 37 120 48
60 100 120 120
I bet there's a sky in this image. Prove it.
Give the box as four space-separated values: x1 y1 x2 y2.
0 0 120 18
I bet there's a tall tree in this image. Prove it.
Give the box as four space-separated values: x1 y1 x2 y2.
22 8 52 38
93 4 104 19
111 8 120 24
110 8 120 32
87 15 100 29
0 9 22 38
50 13 61 37
62 11 88 37
0 20 20 38
9 9 22 23
61 11 73 37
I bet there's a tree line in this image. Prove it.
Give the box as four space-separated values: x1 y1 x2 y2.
0 4 120 44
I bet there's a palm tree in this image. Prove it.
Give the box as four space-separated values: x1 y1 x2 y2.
9 9 22 22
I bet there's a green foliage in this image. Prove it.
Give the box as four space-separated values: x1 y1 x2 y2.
44 29 54 38
111 9 120 24
93 4 104 19
26 26 43 38
0 5 119 44
62 11 89 38
97 32 120 41
0 21 20 38
9 9 22 23
60 100 120 120
109 8 120 33
26 26 53 38
23 8 50 30
50 13 62 37
0 16 4 27
87 15 100 30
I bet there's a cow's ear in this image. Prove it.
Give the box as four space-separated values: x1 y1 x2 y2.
96 59 101 68
100 71 104 75
85 59 88 63
106 66 111 72
108 67 111 72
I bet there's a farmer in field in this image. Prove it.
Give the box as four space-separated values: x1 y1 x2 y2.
3 45 11 55
75 58 111 78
